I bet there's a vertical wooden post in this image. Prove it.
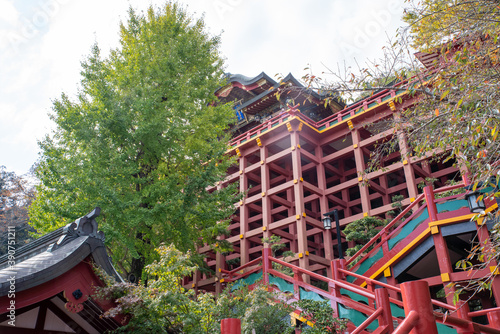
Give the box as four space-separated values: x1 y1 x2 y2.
425 186 459 307
331 259 345 317
216 182 225 295
352 128 370 216
423 186 438 221
487 310 500 328
475 221 500 303
401 281 438 334
221 318 241 334
260 142 271 239
316 143 334 268
239 154 249 266
293 268 303 300
262 247 271 285
290 129 310 278
395 112 419 206
216 251 223 295
375 287 394 333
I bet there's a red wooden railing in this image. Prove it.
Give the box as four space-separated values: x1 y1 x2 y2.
221 247 500 334
346 182 467 273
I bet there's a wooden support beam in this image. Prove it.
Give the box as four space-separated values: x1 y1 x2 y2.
303 180 324 196
267 180 294 196
324 163 343 177
321 146 353 164
268 162 291 178
302 162 316 173
368 179 387 195
327 194 348 208
301 149 320 164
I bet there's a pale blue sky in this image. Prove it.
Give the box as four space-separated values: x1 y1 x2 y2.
0 0 405 175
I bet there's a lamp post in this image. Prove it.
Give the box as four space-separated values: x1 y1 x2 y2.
322 209 343 259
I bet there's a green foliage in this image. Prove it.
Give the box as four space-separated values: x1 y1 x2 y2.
386 195 412 220
0 166 36 255
29 1 240 278
95 244 199 333
400 0 500 187
344 216 386 265
238 285 294 334
262 235 295 276
95 244 294 333
293 299 347 334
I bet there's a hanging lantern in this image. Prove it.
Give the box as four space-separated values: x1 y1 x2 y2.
322 215 332 229
465 191 486 213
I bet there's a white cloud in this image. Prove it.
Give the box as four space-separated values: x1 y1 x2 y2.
0 0 406 175
0 0 19 25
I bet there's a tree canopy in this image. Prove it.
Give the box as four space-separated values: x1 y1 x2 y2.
310 0 500 189
400 0 500 185
29 2 239 279
0 167 36 255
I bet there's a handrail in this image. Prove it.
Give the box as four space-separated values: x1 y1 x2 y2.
434 312 500 334
221 247 500 334
346 182 466 271
269 256 375 300
337 267 457 313
346 193 426 267
469 306 500 317
350 308 383 334
220 256 262 276
393 310 419 334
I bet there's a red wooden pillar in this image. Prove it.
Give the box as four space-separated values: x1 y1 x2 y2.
331 259 346 316
290 128 310 277
216 182 225 295
221 318 241 334
239 154 249 266
425 186 471 328
425 186 455 306
316 145 334 267
395 112 419 206
423 186 438 221
375 287 394 333
475 221 500 303
262 247 271 285
487 310 500 328
287 158 298 255
401 281 438 334
352 128 370 216
293 267 303 300
260 140 271 240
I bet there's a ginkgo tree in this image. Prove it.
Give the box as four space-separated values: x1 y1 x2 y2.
30 2 239 280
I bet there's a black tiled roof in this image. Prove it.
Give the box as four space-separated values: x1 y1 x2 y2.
0 208 123 296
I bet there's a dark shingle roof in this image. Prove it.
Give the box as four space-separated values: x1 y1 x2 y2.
0 208 123 296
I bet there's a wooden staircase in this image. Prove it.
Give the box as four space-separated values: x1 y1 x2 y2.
220 184 500 333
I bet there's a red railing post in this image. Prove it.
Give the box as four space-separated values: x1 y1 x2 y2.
487 310 500 328
375 287 394 333
401 281 438 334
330 260 342 316
262 247 271 285
221 318 241 334
293 268 303 300
456 300 473 334
423 186 438 221
332 259 346 281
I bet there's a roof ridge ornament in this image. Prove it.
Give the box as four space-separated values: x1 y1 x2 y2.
47 207 104 252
